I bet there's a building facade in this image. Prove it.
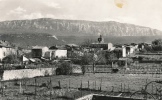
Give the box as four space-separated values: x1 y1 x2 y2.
31 46 49 58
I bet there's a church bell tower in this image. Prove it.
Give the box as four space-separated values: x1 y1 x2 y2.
98 35 104 43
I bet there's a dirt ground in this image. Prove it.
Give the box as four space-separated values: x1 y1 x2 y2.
1 73 162 100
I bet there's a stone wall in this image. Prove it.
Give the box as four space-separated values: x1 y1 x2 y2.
2 68 56 81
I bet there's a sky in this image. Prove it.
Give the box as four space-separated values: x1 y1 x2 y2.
0 0 162 30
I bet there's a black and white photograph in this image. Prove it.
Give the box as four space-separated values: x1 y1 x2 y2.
0 0 162 100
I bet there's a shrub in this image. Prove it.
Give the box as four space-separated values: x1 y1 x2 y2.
2 54 21 64
56 62 72 75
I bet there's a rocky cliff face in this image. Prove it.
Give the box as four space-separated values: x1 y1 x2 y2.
0 18 161 36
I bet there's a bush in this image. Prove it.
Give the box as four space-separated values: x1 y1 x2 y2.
56 62 72 75
2 54 21 64
111 68 119 73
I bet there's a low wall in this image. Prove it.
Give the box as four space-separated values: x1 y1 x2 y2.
76 94 93 100
76 94 143 100
92 95 143 100
2 68 56 81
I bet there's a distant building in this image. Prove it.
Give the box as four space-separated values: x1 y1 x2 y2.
90 43 114 51
31 46 49 58
65 44 83 57
126 46 135 55
44 46 67 59
114 46 126 58
98 35 104 43
130 43 138 49
138 43 145 51
44 50 67 59
0 40 17 61
90 35 114 51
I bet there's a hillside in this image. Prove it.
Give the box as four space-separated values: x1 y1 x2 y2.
0 33 65 48
0 18 162 36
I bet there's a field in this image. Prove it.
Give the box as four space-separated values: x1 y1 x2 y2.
1 34 162 48
1 73 162 100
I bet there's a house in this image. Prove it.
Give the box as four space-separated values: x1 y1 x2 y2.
89 35 115 51
90 43 114 51
0 46 5 61
0 40 17 61
114 43 136 57
44 50 67 59
130 43 138 49
138 43 145 51
126 45 135 55
43 45 67 59
65 44 83 58
114 46 126 58
31 46 49 58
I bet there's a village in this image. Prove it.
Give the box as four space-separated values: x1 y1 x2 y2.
0 35 156 74
1 34 162 100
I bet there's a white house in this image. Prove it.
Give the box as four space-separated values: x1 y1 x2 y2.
0 47 4 61
90 43 115 51
126 46 135 55
44 50 67 59
0 45 16 61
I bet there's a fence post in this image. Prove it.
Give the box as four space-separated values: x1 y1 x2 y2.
88 80 89 90
80 80 82 89
69 79 70 89
25 79 27 89
124 83 125 93
1 81 3 97
50 77 52 100
120 83 122 92
152 83 153 94
111 86 114 92
100 78 102 91
95 81 96 90
128 84 130 93
93 81 94 90
19 80 22 94
58 81 61 88
34 78 37 100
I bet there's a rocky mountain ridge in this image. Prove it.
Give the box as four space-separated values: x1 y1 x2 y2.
0 18 161 36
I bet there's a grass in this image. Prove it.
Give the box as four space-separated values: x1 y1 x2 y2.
1 73 162 100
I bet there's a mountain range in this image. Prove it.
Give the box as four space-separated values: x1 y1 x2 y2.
0 18 162 36
0 18 162 48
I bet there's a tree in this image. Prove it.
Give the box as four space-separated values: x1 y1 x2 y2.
81 39 93 47
105 51 118 67
79 53 93 74
2 54 21 64
152 39 162 45
56 61 72 75
151 39 162 51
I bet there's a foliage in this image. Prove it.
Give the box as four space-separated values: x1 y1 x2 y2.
152 39 162 45
81 39 93 47
105 51 118 63
57 61 72 75
140 48 148 53
144 45 153 52
71 54 93 75
127 58 133 65
140 39 162 52
80 54 93 65
152 45 162 51
2 54 21 64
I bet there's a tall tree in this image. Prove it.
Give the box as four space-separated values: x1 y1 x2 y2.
105 51 118 67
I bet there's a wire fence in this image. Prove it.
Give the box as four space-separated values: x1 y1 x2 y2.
1 74 162 100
